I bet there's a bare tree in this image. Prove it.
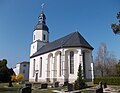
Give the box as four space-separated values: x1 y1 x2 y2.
94 43 117 77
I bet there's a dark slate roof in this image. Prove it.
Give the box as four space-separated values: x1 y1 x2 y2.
34 11 49 31
30 32 93 58
34 23 49 31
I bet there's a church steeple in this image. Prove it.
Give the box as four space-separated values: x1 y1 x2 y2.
39 11 46 24
34 3 49 31
30 3 49 56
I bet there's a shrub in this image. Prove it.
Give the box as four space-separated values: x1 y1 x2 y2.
94 77 120 85
11 73 24 82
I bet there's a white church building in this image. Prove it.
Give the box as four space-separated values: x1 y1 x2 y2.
29 8 94 83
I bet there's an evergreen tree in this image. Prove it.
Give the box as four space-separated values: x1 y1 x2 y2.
74 64 85 90
77 64 85 88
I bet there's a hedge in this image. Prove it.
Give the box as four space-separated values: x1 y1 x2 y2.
94 77 120 85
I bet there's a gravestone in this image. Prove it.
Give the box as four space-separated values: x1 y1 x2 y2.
67 84 73 91
25 83 32 88
41 83 48 89
75 92 81 93
104 81 107 88
64 81 68 86
96 81 103 93
20 87 31 93
54 82 59 87
96 88 103 93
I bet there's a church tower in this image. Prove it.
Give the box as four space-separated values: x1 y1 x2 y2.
30 6 49 56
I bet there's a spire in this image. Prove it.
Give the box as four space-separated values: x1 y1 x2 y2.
34 3 49 32
39 11 46 24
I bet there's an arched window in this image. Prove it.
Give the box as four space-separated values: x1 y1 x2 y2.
70 51 74 74
59 52 61 76
33 59 35 77
39 57 42 77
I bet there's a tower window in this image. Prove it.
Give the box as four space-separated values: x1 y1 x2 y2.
34 35 35 40
43 34 46 40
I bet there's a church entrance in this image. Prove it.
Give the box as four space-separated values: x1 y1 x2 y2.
35 73 38 82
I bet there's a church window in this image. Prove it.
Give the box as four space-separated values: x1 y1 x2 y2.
70 51 74 74
34 35 35 40
23 64 26 67
59 52 61 76
39 57 42 77
23 69 25 73
83 51 86 79
33 59 35 77
43 34 46 40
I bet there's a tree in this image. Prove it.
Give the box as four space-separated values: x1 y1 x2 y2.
11 73 24 82
116 61 120 76
94 43 117 77
74 64 85 89
0 59 14 87
16 73 24 82
111 12 120 34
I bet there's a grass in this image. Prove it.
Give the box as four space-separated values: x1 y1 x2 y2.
0 82 96 93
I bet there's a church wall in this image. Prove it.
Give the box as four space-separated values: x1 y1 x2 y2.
30 42 38 56
33 30 42 42
84 50 92 81
29 54 48 82
29 58 35 82
64 48 80 83
29 48 93 83
42 30 49 42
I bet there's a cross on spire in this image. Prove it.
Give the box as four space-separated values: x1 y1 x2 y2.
41 3 44 11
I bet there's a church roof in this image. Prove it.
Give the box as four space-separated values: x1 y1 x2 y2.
30 32 93 58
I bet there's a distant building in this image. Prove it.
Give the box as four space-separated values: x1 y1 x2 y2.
29 7 94 84
13 61 29 81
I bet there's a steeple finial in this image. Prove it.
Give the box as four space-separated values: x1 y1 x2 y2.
41 3 44 11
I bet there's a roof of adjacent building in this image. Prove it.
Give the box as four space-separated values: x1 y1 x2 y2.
17 61 29 65
30 32 93 58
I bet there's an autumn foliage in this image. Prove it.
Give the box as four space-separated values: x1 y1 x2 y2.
11 73 24 82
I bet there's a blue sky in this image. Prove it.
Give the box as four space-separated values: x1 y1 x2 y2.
0 0 120 68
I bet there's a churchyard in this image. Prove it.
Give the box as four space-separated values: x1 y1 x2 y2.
1 82 120 93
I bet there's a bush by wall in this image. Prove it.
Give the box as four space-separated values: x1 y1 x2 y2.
94 77 120 85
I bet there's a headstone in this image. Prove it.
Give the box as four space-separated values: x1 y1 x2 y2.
64 81 68 86
96 88 103 93
20 87 31 93
41 83 48 89
67 84 73 91
25 83 32 88
104 81 107 88
75 92 81 93
54 82 59 87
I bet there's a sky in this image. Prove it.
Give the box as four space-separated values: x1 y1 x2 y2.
0 0 120 68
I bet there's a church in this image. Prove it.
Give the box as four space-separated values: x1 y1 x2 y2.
29 7 94 84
